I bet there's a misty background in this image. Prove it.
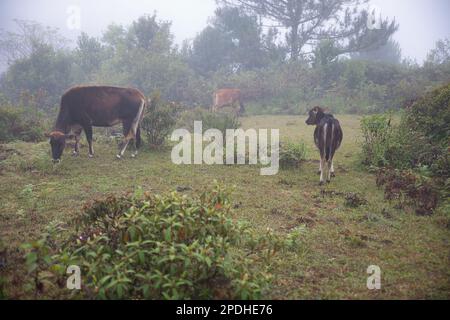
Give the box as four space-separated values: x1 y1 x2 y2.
0 0 449 117
1 0 449 63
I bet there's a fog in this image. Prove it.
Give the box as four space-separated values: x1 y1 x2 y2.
0 0 449 63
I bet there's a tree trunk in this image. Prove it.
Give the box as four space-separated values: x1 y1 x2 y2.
290 23 299 61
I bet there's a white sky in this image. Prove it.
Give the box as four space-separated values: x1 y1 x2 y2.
0 0 449 63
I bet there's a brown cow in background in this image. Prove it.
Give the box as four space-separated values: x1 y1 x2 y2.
212 89 244 116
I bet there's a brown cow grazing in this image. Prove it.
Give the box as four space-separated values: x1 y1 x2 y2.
212 89 244 116
48 86 147 163
306 106 343 185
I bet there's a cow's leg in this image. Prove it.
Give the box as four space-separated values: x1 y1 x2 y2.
326 160 332 183
131 126 141 158
72 126 82 156
318 161 322 176
83 125 94 158
330 160 335 177
319 156 326 185
117 120 133 159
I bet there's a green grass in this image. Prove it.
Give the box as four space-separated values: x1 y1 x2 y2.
0 115 449 299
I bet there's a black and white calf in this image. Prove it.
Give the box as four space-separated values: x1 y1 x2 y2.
306 107 343 185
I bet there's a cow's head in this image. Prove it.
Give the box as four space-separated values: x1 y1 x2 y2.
305 106 325 125
47 131 74 163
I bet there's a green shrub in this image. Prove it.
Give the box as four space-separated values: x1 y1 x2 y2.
404 83 450 146
279 141 307 169
0 106 46 143
360 113 439 170
402 83 450 178
361 84 450 179
22 183 301 299
360 114 394 167
141 93 182 149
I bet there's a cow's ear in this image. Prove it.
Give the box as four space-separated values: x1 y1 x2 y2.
65 134 76 140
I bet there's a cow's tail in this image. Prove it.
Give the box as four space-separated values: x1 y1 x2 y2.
131 98 146 149
136 127 142 149
325 119 334 162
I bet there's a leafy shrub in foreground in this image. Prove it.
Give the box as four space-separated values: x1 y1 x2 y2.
22 183 302 299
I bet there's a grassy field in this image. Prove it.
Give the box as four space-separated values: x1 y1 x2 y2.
0 115 449 299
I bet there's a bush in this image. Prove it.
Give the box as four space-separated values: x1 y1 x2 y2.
404 83 450 146
402 83 450 178
0 106 46 143
361 85 450 212
361 84 450 179
21 183 302 299
360 114 394 167
141 93 182 149
279 141 307 169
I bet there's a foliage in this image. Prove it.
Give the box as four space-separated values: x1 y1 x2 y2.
0 106 46 143
360 114 393 167
0 19 68 64
403 83 450 146
279 141 307 169
351 39 403 65
361 85 450 210
21 183 302 299
0 17 448 117
186 7 276 75
402 83 450 178
361 113 442 170
219 0 398 61
1 42 75 108
141 93 183 149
